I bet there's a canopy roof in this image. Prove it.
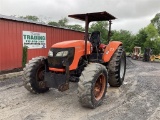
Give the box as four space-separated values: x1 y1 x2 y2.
68 11 116 22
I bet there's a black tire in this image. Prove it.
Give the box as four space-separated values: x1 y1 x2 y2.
78 63 108 109
23 56 49 94
108 46 126 87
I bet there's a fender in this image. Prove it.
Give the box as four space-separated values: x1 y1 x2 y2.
102 41 122 62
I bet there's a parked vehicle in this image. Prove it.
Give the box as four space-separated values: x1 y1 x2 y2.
23 11 126 109
131 46 142 60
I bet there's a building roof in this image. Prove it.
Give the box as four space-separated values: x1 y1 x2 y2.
68 11 116 22
0 14 84 33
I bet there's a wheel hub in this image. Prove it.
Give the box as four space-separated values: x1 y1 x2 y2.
94 74 106 101
39 81 46 88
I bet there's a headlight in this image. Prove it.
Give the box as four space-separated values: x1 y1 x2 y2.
56 51 68 57
48 49 53 57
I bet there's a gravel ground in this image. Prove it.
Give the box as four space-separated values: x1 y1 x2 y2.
0 58 160 120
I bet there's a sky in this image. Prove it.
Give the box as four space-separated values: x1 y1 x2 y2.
0 0 160 34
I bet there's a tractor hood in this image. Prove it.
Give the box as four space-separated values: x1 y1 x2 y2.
48 40 92 72
51 40 90 48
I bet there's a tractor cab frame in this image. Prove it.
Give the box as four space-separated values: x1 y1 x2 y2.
69 11 116 59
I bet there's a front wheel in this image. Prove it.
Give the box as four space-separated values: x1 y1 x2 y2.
78 63 108 109
23 56 49 94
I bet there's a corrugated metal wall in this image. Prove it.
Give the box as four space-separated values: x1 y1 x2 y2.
0 19 84 71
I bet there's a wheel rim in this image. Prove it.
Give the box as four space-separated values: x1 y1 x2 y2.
94 74 106 101
36 66 46 88
120 54 125 79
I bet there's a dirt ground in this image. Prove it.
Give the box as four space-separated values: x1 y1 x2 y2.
0 58 160 120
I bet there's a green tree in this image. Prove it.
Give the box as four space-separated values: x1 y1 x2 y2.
58 17 68 27
111 30 134 52
151 13 160 34
48 18 69 27
20 15 39 21
48 21 59 27
89 21 108 43
133 28 147 51
67 24 84 31
144 23 160 54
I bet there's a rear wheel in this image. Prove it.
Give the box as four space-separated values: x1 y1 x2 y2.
108 46 126 87
78 63 108 109
23 56 49 94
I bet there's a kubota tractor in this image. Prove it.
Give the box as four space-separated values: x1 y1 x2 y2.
23 11 126 109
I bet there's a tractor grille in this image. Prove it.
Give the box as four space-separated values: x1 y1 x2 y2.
48 48 75 68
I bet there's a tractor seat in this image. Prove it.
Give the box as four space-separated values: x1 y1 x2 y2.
89 31 101 48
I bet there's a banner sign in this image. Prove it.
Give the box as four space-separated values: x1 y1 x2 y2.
23 31 46 49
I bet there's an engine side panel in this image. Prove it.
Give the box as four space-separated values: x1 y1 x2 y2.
70 41 91 70
102 41 122 62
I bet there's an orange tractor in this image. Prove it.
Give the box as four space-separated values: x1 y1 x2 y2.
23 11 126 108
